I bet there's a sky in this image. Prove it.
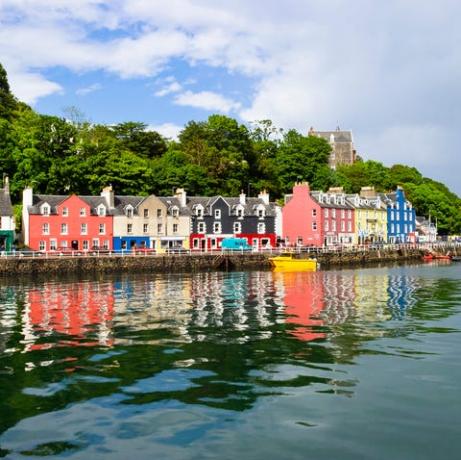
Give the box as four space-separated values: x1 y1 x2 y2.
1 0 460 194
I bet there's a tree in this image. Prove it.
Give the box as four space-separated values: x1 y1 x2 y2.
0 63 17 119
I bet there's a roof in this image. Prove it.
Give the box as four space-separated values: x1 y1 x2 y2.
312 130 353 143
310 191 354 209
0 188 13 216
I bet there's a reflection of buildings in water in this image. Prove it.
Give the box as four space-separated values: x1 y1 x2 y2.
111 275 194 342
276 271 326 342
24 282 114 350
321 272 356 325
386 275 419 318
189 272 280 338
353 272 391 322
0 287 17 354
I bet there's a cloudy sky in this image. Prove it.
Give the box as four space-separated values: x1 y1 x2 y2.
1 0 460 193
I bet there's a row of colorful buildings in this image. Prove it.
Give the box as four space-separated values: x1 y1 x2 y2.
0 178 433 252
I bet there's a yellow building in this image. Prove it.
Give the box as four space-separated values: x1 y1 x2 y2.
346 188 387 244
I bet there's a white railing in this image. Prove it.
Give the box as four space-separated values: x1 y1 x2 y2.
1 242 459 259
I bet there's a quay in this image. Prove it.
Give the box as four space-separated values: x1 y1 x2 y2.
0 244 458 275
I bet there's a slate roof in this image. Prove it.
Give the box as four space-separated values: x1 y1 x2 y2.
310 191 354 209
0 188 13 216
313 131 353 143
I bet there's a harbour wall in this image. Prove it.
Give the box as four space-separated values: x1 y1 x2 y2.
0 246 458 275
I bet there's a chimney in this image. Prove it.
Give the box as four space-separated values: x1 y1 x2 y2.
308 126 315 136
360 186 376 198
175 188 187 207
293 182 310 198
328 187 344 194
239 191 246 205
258 189 270 205
22 187 33 246
101 185 114 208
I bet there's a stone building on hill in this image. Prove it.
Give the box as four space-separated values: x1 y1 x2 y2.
308 126 357 169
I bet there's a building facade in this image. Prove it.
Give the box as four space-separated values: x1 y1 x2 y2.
308 127 357 169
0 177 15 251
188 191 277 251
282 183 355 247
383 187 416 243
22 188 114 251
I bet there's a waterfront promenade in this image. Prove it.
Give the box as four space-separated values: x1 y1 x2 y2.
0 243 458 275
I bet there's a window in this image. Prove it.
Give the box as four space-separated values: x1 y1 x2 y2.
332 221 336 231
126 207 133 218
143 209 149 218
257 222 265 234
41 205 50 216
173 223 178 233
213 222 222 234
404 224 408 234
39 241 46 251
193 239 199 249
348 221 352 232
257 208 265 218
324 208 329 218
312 209 317 217
81 223 87 235
341 209 345 218
127 223 133 234
172 207 179 218
62 207 68 217
341 221 345 231
99 223 105 235
80 207 86 217
196 207 203 217
61 240 68 248
42 223 49 235
237 207 244 218
348 209 352 218
83 240 89 250
157 209 162 218
98 205 106 216
214 209 221 219
391 211 395 220
103 240 109 249
325 221 329 231
312 222 317 231
391 224 395 233
332 209 336 218
92 238 99 248
157 223 163 233
143 223 148 233
396 224 400 233
48 239 57 250
61 223 68 235
233 222 242 233
198 222 206 233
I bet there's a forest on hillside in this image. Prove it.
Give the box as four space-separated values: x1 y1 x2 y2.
1 63 460 234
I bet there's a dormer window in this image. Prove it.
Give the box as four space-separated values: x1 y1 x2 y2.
257 206 265 218
214 209 221 219
236 207 244 218
171 207 179 218
41 204 50 216
80 207 86 217
97 205 106 216
196 206 204 218
126 206 133 218
62 207 68 217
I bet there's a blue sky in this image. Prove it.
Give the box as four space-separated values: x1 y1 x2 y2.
1 0 460 193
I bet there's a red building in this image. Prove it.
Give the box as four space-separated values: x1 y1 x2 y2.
282 182 355 247
22 188 114 251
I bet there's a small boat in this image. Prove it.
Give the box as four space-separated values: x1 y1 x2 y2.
269 253 317 271
451 256 461 262
422 253 452 261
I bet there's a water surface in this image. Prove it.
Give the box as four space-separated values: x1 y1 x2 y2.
0 263 460 459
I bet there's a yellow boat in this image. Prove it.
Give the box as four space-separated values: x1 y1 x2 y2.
268 253 317 271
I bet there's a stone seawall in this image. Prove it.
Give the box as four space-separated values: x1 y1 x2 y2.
0 246 454 275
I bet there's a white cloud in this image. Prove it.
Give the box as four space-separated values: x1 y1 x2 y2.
155 80 182 97
174 90 241 113
8 70 63 105
76 83 102 96
148 123 182 140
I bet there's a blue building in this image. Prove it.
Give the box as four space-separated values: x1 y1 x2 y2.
383 187 416 243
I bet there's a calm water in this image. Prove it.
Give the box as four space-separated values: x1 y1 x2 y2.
0 263 461 459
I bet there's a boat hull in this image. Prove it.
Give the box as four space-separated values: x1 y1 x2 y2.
269 256 317 271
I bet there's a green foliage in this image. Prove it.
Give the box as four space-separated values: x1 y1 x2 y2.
0 62 460 233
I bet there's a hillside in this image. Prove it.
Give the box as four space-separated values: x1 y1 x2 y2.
1 63 460 234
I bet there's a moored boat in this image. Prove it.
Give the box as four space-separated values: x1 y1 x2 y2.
269 253 317 271
422 253 452 261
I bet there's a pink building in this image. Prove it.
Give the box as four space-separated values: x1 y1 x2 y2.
282 183 355 247
22 188 114 251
